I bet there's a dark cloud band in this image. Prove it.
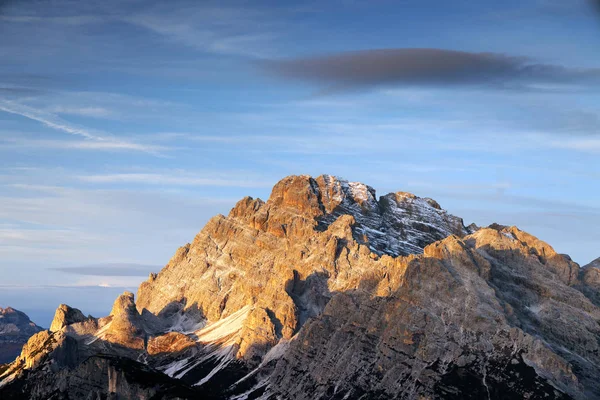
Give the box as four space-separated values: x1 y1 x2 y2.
262 48 600 93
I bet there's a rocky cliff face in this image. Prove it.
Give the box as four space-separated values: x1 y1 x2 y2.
0 308 43 364
576 257 600 309
0 175 599 400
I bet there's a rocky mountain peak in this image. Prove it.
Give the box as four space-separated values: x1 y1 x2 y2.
104 291 146 350
110 291 137 317
2 174 600 400
0 307 42 336
267 174 378 215
244 174 471 257
584 257 600 270
581 257 600 288
0 308 33 327
0 308 44 364
50 304 88 332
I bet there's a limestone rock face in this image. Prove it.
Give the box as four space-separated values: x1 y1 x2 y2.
576 257 600 308
0 308 43 364
147 332 196 356
50 304 90 332
260 228 598 399
582 257 600 287
135 175 471 363
1 175 599 400
0 329 79 386
103 292 147 350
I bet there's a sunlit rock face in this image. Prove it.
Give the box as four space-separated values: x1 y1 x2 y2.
0 308 43 364
576 257 600 309
582 257 600 287
1 175 599 400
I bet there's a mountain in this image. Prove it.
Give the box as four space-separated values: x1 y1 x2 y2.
0 308 43 365
1 174 599 399
576 257 600 309
584 257 600 271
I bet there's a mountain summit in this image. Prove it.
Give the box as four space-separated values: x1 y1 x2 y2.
1 175 599 399
0 308 43 365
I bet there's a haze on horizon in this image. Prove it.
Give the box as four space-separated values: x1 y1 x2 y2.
0 0 599 327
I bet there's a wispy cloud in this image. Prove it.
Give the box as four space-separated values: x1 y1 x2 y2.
0 179 235 269
122 3 279 58
0 100 98 140
0 86 46 98
0 284 134 289
0 15 104 25
0 100 165 153
48 106 115 119
262 48 600 94
31 91 189 122
0 184 233 228
78 172 272 188
0 137 167 152
0 227 103 247
547 137 600 153
53 263 159 277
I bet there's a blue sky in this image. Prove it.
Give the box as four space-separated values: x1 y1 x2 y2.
1 0 599 327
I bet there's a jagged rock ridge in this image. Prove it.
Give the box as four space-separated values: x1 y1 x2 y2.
0 175 599 400
0 308 43 365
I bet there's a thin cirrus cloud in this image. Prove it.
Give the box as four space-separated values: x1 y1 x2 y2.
0 137 167 153
0 100 97 140
0 100 163 153
48 106 115 119
262 48 600 94
548 137 600 153
78 172 273 188
0 87 46 98
52 263 159 277
122 2 279 59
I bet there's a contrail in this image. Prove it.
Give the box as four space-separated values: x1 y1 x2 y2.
0 100 164 154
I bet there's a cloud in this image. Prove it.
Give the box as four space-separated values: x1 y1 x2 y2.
0 227 102 247
262 48 600 94
53 263 159 277
0 284 133 289
547 137 600 153
48 106 114 118
0 87 46 98
489 0 593 19
0 100 96 139
0 137 167 152
0 15 103 25
123 4 278 58
0 178 235 265
78 172 273 188
0 101 164 153
30 91 189 123
0 73 72 98
0 183 232 232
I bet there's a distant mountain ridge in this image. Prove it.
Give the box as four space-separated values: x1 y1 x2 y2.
0 308 43 364
1 175 599 399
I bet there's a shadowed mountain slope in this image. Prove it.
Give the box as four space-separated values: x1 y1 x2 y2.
0 308 43 365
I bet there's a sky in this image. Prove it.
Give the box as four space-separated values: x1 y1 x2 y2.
1 0 599 327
